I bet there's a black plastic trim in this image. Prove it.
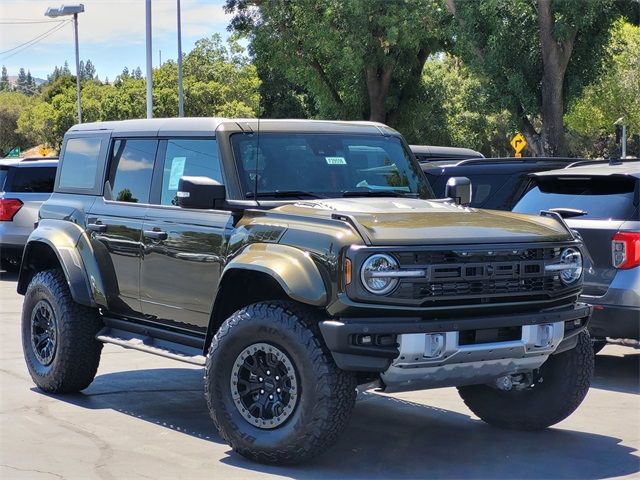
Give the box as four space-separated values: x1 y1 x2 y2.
319 303 592 371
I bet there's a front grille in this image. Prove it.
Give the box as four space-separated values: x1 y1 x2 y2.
388 245 571 306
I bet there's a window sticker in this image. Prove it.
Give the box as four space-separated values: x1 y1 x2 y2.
325 156 347 165
168 157 186 189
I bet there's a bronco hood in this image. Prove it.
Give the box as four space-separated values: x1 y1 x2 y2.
269 198 572 245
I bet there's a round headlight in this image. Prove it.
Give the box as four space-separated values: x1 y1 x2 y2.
559 247 583 284
360 254 399 295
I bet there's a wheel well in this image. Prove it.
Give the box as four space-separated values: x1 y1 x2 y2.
204 269 291 351
17 241 62 295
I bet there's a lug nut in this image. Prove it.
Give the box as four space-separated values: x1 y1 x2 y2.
258 377 263 382
276 388 281 393
275 376 280 380
269 394 274 400
260 389 265 395
266 370 271 375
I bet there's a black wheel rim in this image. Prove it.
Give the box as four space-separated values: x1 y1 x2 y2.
230 342 299 429
30 300 57 366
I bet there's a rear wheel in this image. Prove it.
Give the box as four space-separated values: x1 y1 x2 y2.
457 332 593 430
204 301 357 465
21 269 103 393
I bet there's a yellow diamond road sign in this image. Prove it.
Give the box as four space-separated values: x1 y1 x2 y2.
510 133 527 154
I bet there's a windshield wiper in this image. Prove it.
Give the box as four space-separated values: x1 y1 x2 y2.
548 207 588 219
246 190 326 199
341 190 413 198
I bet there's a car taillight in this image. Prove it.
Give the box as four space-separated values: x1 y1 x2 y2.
612 232 640 269
0 198 23 221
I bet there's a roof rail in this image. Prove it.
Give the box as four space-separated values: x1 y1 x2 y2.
452 157 586 167
20 156 58 162
566 158 640 168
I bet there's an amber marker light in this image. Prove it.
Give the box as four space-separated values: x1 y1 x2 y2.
345 258 352 285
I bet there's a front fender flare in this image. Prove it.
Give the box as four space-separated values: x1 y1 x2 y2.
222 244 328 306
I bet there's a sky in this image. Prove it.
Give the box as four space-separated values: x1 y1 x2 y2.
0 0 235 82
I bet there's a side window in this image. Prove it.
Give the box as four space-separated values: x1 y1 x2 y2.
160 139 222 206
58 137 102 190
11 167 57 193
109 139 157 203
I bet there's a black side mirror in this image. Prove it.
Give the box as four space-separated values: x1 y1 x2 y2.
445 176 472 206
177 176 226 209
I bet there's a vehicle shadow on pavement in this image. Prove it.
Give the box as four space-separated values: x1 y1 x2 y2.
592 351 640 395
0 270 19 282
38 366 639 480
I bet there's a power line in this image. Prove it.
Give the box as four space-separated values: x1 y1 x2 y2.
0 21 70 60
0 19 67 25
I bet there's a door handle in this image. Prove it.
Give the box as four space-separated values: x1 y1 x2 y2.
144 229 168 241
87 223 107 233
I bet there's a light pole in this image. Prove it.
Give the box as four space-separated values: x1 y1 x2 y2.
177 0 184 117
45 4 84 124
614 117 627 159
146 0 153 118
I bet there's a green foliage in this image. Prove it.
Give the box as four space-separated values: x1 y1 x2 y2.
0 66 9 91
397 54 513 156
15 36 260 148
0 91 31 154
226 0 452 123
566 20 640 157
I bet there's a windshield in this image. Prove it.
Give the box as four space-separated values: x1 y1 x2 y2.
231 133 433 199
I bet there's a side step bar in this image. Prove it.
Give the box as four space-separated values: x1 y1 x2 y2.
96 319 206 366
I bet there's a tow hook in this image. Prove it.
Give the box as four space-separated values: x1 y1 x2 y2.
494 372 534 391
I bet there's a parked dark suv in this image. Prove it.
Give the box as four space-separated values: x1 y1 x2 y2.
422 157 594 211
18 118 593 464
513 162 640 352
0 157 58 270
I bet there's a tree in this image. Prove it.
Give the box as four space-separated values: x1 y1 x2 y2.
566 20 640 158
447 0 622 156
225 0 452 124
16 68 27 94
25 70 36 96
84 59 96 81
0 66 9 91
0 91 31 155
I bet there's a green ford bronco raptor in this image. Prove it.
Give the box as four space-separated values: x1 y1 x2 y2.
18 118 593 464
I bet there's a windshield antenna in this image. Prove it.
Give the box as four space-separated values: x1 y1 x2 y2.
253 116 260 199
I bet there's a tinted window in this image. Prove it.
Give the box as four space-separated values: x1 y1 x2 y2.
231 133 432 198
0 169 7 191
58 137 102 190
109 139 157 203
10 167 56 193
160 139 221 206
513 176 637 220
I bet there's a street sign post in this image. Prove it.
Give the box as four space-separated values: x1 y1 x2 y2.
510 133 527 158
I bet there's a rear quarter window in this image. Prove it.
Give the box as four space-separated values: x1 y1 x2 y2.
513 175 638 220
10 167 57 193
0 168 7 191
58 137 103 192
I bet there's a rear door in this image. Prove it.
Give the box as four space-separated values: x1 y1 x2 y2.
513 174 639 295
140 137 232 332
87 138 158 317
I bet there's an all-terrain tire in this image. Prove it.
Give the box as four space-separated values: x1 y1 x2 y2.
204 301 357 465
21 269 103 393
457 331 593 430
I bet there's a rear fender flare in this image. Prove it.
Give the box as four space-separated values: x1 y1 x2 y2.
18 220 97 307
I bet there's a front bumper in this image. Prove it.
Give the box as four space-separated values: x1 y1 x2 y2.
319 303 592 374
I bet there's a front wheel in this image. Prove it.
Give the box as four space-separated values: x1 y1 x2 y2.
457 332 593 430
204 301 357 465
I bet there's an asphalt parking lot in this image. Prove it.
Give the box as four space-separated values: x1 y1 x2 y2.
1 269 638 480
